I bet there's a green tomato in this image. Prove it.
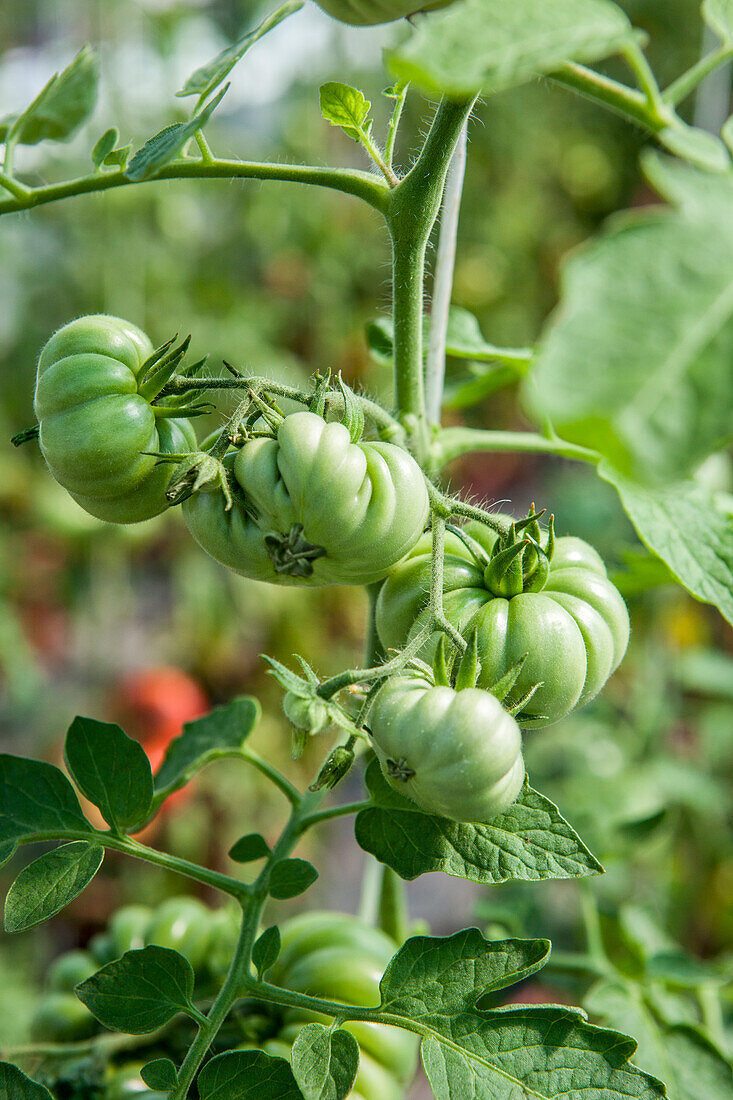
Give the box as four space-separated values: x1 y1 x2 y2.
110 905 154 957
269 911 418 1096
315 0 451 26
376 521 630 727
104 1064 169 1100
182 411 428 587
46 950 97 993
144 897 212 971
30 992 97 1043
34 314 196 523
370 677 524 822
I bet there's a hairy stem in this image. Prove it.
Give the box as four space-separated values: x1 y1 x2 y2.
435 426 601 467
550 62 668 131
0 158 390 219
664 44 733 106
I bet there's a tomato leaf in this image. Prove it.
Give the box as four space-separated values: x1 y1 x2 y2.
252 926 281 980
388 0 633 97
153 696 260 804
320 83 373 143
419 1007 665 1100
0 1063 55 1099
197 1050 301 1099
5 46 98 146
599 464 733 626
380 931 551 1013
76 946 195 1033
177 1 303 100
91 127 119 168
268 858 318 899
291 1024 359 1100
64 716 153 832
585 981 733 1096
140 1059 178 1092
657 122 730 172
229 832 270 863
526 168 733 484
703 0 733 43
4 842 104 933
355 761 603 883
125 85 229 182
0 755 93 846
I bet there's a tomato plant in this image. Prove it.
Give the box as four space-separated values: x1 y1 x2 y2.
2 2 733 1100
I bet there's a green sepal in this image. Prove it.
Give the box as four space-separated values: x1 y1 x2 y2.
248 390 284 432
508 681 544 719
164 452 233 508
291 727 308 761
309 370 330 417
488 652 528 702
484 540 527 597
138 335 191 401
453 628 481 690
432 635 451 687
337 373 365 443
523 541 550 592
309 745 355 791
446 523 491 568
11 424 40 447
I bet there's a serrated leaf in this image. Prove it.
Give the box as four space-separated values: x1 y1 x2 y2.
527 195 733 484
355 762 602 884
586 979 733 1096
7 46 98 146
91 127 119 168
658 123 731 172
0 755 93 845
703 0 733 43
420 1006 666 1099
76 946 194 1033
599 464 733 626
140 1058 178 1091
153 696 260 802
380 931 551 1017
178 2 303 100
269 858 318 899
291 1024 359 1100
229 832 270 863
197 1050 300 1099
389 0 633 97
319 82 372 142
125 84 229 183
4 842 103 933
252 926 281 979
64 716 153 832
0 1063 55 1099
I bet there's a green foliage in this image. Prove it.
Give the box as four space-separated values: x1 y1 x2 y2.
268 858 319 899
252 926 281 979
141 1059 178 1092
229 833 271 863
389 0 633 95
76 946 196 1033
64 716 153 832
125 85 229 182
0 46 98 146
4 842 103 933
702 0 733 43
0 1063 54 1100
291 1024 359 1100
355 760 603 882
0 756 92 846
197 1050 300 1099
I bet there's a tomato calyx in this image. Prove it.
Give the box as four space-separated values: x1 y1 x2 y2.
482 504 555 598
264 523 328 577
263 654 367 758
385 756 416 782
309 744 355 790
155 451 234 508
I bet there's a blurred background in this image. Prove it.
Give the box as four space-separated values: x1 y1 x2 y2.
0 0 731 1079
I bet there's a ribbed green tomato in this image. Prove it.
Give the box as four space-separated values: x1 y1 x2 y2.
315 0 451 25
109 905 153 956
370 677 524 821
34 315 196 523
266 911 418 1100
376 522 630 728
183 411 428 586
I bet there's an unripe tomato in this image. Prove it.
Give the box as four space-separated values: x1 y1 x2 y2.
46 950 97 992
143 897 212 971
34 315 196 523
110 905 153 956
30 992 98 1043
369 677 525 821
315 0 451 26
377 521 629 727
269 911 418 1097
104 1064 168 1099
183 411 428 587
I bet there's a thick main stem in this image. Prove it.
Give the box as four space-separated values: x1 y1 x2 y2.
387 96 477 464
